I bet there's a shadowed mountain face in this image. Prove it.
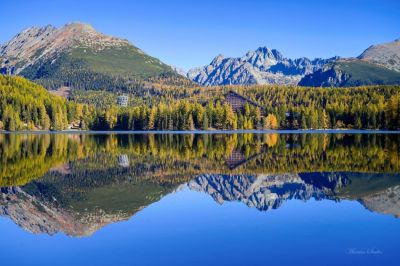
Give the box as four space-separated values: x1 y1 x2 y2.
298 59 400 87
298 39 400 87
0 133 399 236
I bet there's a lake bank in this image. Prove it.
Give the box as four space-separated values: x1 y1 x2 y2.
0 129 400 134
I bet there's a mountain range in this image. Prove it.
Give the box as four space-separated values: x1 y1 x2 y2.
187 48 338 86
1 22 400 89
188 39 400 87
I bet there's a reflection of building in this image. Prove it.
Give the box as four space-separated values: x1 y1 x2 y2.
225 149 263 170
224 90 263 112
117 154 130 167
117 95 129 107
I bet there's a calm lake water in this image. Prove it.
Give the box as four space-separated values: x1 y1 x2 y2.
0 132 399 266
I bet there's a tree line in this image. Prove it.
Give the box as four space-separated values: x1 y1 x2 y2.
91 101 279 130
0 75 399 131
236 85 400 130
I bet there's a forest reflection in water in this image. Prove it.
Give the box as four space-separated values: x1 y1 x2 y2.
0 132 399 236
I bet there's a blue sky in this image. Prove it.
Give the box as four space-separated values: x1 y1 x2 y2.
1 0 399 69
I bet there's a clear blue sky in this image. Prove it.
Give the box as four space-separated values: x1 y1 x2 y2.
1 0 399 69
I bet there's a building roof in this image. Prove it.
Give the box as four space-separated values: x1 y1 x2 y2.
225 90 264 109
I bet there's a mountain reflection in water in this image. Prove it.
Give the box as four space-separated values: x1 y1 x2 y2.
0 133 399 236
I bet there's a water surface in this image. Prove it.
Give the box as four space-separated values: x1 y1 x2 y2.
0 133 399 265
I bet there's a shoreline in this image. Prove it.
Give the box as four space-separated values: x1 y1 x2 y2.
0 129 399 134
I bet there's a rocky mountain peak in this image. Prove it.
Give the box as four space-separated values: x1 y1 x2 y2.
20 24 56 36
255 46 284 61
64 22 96 31
242 46 284 68
211 54 224 66
0 22 131 75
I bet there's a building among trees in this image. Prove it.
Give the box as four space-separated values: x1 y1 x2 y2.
117 95 129 107
224 90 263 112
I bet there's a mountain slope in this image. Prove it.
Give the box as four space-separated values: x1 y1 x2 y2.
0 75 77 131
0 23 184 91
187 47 337 86
299 39 400 87
358 39 400 71
299 59 400 87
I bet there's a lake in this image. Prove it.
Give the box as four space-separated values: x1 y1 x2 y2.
0 132 399 266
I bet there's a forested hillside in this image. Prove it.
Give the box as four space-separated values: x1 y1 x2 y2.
0 75 399 131
0 75 93 130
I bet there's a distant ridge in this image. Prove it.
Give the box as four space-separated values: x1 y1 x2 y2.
187 47 337 86
188 39 400 87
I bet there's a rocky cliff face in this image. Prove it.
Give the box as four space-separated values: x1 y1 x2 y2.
187 47 337 86
298 61 351 87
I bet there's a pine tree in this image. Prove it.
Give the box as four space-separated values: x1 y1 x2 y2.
322 110 329 129
354 116 362 129
254 107 262 128
186 113 195 130
300 113 307 129
310 110 319 129
264 114 278 129
262 117 268 129
147 107 157 130
385 95 399 129
3 106 20 131
202 112 209 130
224 104 236 129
